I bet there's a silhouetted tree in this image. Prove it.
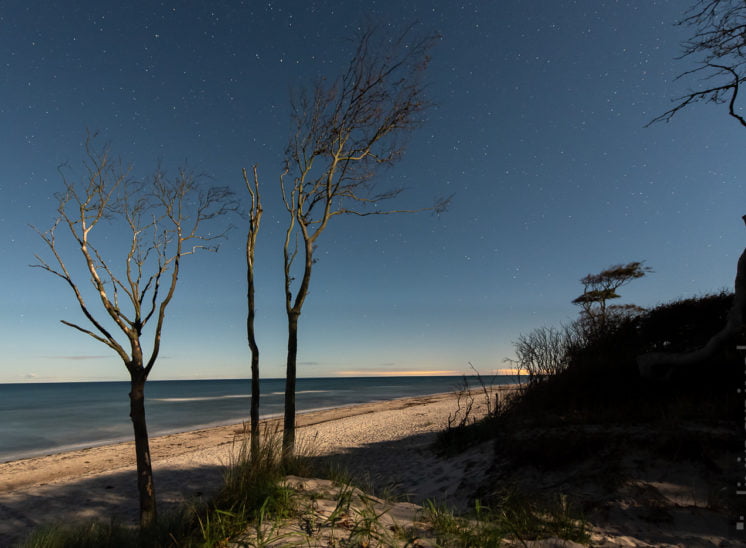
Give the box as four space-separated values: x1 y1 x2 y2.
32 135 235 527
572 261 651 337
279 25 448 457
648 0 746 127
642 0 746 377
505 325 576 383
243 165 263 455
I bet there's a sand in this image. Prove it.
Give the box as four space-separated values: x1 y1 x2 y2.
0 389 498 545
0 384 737 547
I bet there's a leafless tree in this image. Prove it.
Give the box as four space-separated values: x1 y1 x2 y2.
243 165 263 456
505 325 574 382
648 0 746 127
642 0 746 377
32 135 235 527
279 25 449 457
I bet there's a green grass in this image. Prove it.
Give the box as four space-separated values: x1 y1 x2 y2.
19 409 593 548
18 511 193 548
18 425 313 548
423 491 589 547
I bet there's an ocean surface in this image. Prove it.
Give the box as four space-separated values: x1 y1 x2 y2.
0 375 520 463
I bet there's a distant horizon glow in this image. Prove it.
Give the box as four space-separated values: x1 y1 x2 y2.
0 371 526 385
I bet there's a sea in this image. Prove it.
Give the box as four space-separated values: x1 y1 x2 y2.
0 375 520 463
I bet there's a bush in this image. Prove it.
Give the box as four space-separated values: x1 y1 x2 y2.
506 325 578 382
502 291 740 423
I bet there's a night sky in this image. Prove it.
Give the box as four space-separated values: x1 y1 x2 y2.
2 1 745 383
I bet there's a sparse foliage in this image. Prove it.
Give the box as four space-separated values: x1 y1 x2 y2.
279 24 448 457
31 133 235 527
572 261 651 337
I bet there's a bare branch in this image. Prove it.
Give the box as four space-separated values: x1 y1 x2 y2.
33 133 235 378
650 0 746 127
278 24 444 456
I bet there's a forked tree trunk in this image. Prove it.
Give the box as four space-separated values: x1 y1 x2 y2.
129 372 157 527
283 312 299 459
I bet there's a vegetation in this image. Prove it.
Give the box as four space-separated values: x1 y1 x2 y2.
505 261 650 384
276 24 448 458
22 278 737 547
19 420 589 548
242 165 263 456
645 0 746 377
435 289 741 541
31 134 236 527
22 282 739 546
649 0 746 128
571 261 651 338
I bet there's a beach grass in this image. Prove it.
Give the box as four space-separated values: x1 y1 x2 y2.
16 406 591 548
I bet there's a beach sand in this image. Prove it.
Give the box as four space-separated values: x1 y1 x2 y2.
0 385 737 547
0 388 498 545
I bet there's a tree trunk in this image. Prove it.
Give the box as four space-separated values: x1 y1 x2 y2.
129 373 157 527
283 312 299 460
638 243 746 378
249 346 260 456
248 277 260 457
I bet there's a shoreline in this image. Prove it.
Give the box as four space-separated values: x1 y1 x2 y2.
1 376 514 464
0 387 506 543
0 388 464 467
0 389 477 490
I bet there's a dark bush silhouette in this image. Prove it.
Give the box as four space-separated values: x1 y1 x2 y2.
506 292 740 423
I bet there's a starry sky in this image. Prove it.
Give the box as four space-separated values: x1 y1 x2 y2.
1 0 745 383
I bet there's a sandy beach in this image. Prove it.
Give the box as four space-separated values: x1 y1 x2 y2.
0 389 497 545
0 384 737 547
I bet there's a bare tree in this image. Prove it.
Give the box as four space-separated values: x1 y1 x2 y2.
243 165 263 456
505 325 575 382
641 0 746 377
648 0 746 127
279 25 448 457
32 135 235 527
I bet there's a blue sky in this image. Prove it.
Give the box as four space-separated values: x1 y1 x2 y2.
1 0 744 383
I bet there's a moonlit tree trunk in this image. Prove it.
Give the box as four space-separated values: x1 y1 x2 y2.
243 166 262 455
283 311 299 456
32 133 235 527
129 370 156 525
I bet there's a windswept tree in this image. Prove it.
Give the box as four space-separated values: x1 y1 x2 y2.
572 261 652 337
641 0 746 377
279 25 448 457
32 135 235 527
243 165 263 455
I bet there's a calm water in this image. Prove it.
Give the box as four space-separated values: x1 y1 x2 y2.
0 375 520 462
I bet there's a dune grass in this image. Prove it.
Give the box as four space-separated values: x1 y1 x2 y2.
17 411 591 548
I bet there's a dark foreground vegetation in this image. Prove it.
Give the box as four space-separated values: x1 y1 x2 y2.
437 291 742 544
18 292 742 547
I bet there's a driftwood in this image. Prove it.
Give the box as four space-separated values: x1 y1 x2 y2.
638 216 746 379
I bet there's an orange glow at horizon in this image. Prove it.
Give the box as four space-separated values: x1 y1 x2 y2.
335 370 463 377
